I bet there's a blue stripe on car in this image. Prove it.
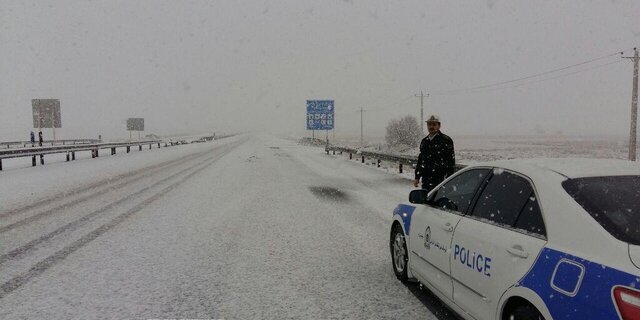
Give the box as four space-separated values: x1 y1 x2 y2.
517 247 639 319
393 204 416 235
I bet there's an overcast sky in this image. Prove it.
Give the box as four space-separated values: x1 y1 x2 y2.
1 0 639 141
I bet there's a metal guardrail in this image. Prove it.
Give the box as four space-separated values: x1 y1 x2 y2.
325 144 465 173
0 140 164 171
0 139 101 149
0 133 237 171
162 133 235 144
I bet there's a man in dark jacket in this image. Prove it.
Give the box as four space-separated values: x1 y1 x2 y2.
413 115 455 192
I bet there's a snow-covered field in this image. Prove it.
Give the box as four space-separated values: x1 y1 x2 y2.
0 134 454 319
329 135 635 163
452 136 632 162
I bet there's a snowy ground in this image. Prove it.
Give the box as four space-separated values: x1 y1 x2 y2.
0 134 455 319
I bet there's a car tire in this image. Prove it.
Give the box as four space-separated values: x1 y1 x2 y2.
390 224 409 282
507 304 545 320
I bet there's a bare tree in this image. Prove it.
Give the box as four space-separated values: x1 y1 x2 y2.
385 115 421 148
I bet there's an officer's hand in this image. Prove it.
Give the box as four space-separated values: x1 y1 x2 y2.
413 179 420 188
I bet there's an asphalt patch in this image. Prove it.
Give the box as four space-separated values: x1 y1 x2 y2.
309 186 350 202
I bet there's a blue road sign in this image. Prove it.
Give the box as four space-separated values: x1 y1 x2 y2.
306 100 334 130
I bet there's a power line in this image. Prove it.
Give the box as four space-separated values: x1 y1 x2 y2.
433 59 625 96
431 49 629 95
354 95 414 113
373 95 415 111
507 59 624 88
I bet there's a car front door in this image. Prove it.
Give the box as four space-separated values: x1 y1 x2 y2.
450 169 547 320
409 168 491 300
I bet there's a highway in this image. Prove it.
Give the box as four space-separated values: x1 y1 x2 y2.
0 134 456 319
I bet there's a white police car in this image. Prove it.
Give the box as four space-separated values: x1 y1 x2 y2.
390 158 640 320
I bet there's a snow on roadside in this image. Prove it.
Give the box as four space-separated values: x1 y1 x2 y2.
0 135 244 213
324 135 634 163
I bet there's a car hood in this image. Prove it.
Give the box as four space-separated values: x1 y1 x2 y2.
630 244 640 270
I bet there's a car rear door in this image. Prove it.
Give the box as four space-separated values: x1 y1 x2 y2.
450 169 547 320
409 168 490 301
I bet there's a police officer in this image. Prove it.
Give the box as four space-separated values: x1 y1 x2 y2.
413 115 455 192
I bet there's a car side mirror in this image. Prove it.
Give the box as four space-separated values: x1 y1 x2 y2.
409 189 431 204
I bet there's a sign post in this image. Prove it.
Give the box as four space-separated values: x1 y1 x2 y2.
31 99 62 140
32 99 62 141
306 100 335 144
126 118 145 141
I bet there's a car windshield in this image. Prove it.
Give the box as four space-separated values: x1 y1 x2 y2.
563 176 640 245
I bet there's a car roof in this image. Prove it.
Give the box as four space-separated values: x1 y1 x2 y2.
468 158 640 179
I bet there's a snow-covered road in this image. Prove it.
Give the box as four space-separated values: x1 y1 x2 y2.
0 134 456 319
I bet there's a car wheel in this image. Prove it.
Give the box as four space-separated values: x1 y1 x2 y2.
507 304 545 320
390 224 409 282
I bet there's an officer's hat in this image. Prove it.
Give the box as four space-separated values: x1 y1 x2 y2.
426 115 441 123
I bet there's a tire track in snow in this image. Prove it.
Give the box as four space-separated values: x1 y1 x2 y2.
0 139 244 266
0 151 209 233
0 138 244 299
0 153 205 265
0 147 208 220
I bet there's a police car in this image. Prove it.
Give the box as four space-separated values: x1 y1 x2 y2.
390 158 640 320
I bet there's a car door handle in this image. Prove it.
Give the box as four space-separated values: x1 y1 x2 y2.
506 245 529 259
440 222 453 232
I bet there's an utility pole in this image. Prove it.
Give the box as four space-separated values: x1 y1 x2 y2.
415 91 429 134
360 107 364 148
624 48 639 161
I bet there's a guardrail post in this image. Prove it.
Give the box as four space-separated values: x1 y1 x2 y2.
66 153 70 161
157 143 160 148
149 144 151 150
377 159 381 168
32 156 36 166
0 159 3 171
361 155 365 163
349 153 352 160
399 163 403 173
126 146 130 153
111 147 116 155
333 150 335 155
72 152 75 160
139 145 142 151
